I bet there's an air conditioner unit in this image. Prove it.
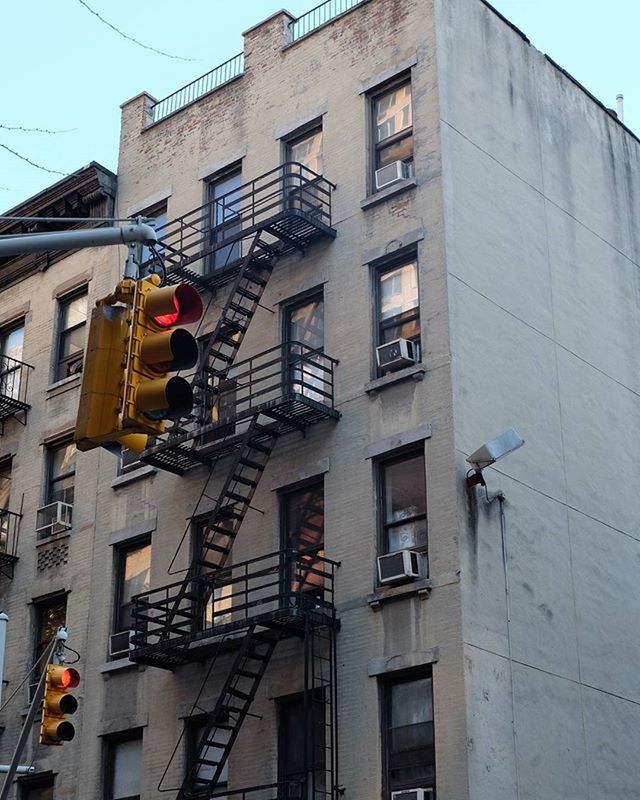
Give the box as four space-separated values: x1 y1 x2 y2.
376 338 419 373
375 160 410 191
391 790 433 800
377 550 422 585
35 501 73 539
109 630 132 660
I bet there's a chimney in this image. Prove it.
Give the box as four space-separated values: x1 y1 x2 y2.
616 94 625 123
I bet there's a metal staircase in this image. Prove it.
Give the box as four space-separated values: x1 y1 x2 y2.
179 628 281 800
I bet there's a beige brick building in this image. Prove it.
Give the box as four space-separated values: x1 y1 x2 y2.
1 1 639 799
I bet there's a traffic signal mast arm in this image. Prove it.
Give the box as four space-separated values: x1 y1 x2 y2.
0 223 157 257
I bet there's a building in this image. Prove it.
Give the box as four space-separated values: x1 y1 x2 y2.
0 0 639 798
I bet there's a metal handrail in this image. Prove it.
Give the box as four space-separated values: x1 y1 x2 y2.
0 507 22 560
0 355 33 407
150 53 244 123
289 0 368 41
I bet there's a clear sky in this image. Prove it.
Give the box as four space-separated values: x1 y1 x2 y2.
0 0 637 213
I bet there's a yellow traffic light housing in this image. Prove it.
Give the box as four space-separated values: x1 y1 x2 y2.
122 275 203 432
74 275 203 451
40 664 80 745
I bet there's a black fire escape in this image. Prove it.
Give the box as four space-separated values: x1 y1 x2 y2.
0 356 33 435
130 163 340 800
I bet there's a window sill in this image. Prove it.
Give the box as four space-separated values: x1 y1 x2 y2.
46 373 81 398
99 657 142 677
364 363 426 395
360 177 417 210
36 530 71 548
368 577 432 610
111 465 157 490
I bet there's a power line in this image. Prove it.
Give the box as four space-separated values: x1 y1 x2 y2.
76 0 198 61
0 124 76 134
0 143 66 176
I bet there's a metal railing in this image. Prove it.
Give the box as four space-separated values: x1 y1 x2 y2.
0 355 32 412
208 341 338 422
0 508 21 561
131 549 339 653
289 0 368 42
150 53 244 123
149 162 335 274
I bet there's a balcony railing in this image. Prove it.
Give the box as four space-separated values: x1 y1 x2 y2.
130 549 339 658
0 355 32 423
150 163 335 281
150 53 244 123
289 0 368 42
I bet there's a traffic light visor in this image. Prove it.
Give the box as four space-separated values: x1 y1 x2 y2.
140 329 199 372
136 375 194 420
143 284 203 328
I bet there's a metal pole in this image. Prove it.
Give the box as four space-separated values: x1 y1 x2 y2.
0 224 157 257
0 613 7 708
0 767 34 774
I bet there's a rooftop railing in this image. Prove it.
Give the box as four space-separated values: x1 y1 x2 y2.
288 0 368 42
150 53 244 123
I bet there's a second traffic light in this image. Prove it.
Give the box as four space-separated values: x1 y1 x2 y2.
40 664 80 745
122 275 203 433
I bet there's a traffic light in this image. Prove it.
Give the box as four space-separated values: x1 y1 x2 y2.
74 275 203 451
121 275 203 433
40 664 80 745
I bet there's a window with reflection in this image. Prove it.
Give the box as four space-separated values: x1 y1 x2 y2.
379 450 427 554
32 595 67 685
284 292 326 404
114 540 151 635
282 481 325 596
373 79 413 174
381 671 436 797
0 321 25 400
105 731 142 800
0 459 12 552
185 714 229 796
47 440 76 506
56 289 87 380
286 125 324 218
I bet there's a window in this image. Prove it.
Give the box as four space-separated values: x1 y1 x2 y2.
55 289 87 381
278 692 325 799
32 595 67 689
285 125 324 218
286 126 323 175
381 671 436 797
281 482 324 596
372 78 413 178
191 518 232 630
207 167 242 272
46 440 76 506
185 714 229 793
139 203 167 267
105 732 143 800
0 321 25 400
18 773 54 800
0 459 12 553
284 292 326 404
379 450 427 555
375 257 420 368
114 540 151 635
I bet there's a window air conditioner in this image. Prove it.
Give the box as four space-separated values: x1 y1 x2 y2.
109 630 132 660
377 550 422 585
35 501 73 539
375 160 410 191
376 338 418 373
391 790 433 800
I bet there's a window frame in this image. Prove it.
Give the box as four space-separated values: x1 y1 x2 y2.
45 438 77 507
377 447 428 558
18 771 55 800
55 286 88 382
370 74 414 189
112 538 152 636
205 162 243 274
380 668 436 799
277 690 326 795
31 593 67 685
184 713 230 790
137 202 168 268
372 253 421 376
284 121 324 174
103 729 143 800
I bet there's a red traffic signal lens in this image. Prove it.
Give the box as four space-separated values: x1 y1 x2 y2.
145 285 203 328
59 667 80 689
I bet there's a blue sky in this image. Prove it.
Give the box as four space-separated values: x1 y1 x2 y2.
0 0 637 213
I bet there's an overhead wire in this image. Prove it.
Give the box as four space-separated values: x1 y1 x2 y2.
0 637 56 713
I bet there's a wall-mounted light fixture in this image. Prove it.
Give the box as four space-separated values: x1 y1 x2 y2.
465 428 524 488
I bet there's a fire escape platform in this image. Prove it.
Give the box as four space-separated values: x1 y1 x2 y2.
130 550 339 670
144 162 336 294
0 357 33 432
141 342 340 475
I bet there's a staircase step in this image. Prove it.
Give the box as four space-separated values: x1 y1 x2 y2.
220 318 247 333
246 439 273 455
210 350 234 363
236 668 261 679
228 302 253 316
200 540 231 555
225 490 250 504
242 271 268 286
238 457 263 470
231 474 259 488
216 505 243 520
236 287 261 302
227 687 252 702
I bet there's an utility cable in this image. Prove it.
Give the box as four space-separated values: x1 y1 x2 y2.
0 143 66 176
76 0 197 61
0 637 56 713
0 124 75 134
0 215 146 223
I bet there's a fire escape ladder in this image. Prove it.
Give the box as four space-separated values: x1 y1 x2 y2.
179 626 280 800
194 417 282 575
